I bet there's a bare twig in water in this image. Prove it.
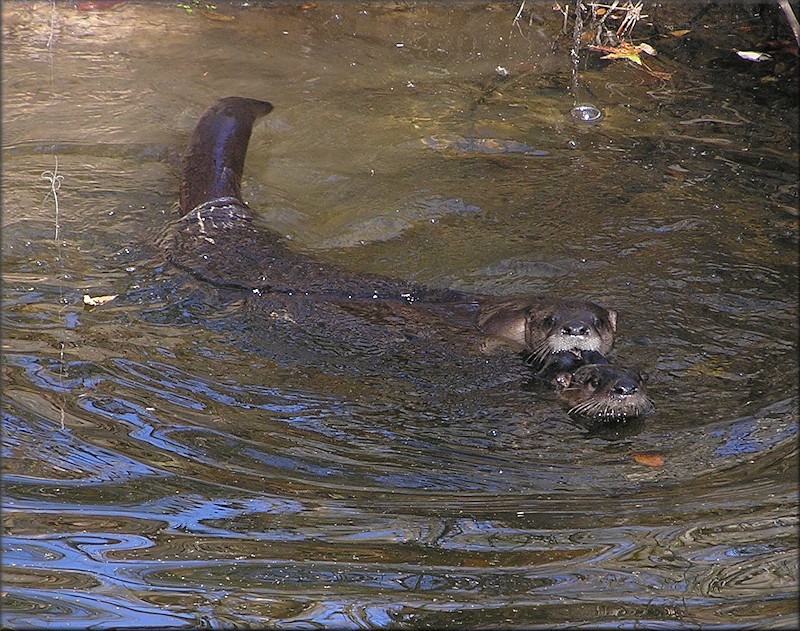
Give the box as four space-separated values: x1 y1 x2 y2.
47 0 57 50
511 0 525 36
587 1 647 45
41 157 63 240
777 0 800 46
41 157 67 430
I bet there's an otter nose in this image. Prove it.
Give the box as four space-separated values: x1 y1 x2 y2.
612 379 639 396
561 322 589 336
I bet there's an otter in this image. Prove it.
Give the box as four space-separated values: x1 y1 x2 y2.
166 97 631 413
554 362 654 419
525 350 654 419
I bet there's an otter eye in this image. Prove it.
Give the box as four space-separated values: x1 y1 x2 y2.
589 377 601 388
543 315 556 327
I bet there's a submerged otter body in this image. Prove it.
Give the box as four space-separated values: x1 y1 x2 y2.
166 97 642 417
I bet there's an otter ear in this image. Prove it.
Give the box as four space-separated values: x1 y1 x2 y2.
553 372 573 390
606 309 618 332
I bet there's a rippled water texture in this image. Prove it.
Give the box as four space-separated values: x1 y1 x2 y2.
2 1 798 628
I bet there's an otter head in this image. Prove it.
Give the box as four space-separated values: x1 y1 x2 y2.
555 363 654 419
524 298 617 362
478 297 617 364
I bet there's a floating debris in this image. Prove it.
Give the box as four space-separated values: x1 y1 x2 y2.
421 135 549 156
735 50 773 62
83 293 118 308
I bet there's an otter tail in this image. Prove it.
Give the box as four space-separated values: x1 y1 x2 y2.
179 96 273 213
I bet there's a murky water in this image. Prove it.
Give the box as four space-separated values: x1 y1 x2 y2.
2 1 798 628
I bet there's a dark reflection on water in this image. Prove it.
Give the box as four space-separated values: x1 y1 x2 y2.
2 1 798 628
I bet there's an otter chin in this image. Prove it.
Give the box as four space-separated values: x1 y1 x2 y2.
555 363 654 419
477 296 617 364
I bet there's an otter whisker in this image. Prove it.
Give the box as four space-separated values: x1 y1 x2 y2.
533 342 554 364
568 400 597 416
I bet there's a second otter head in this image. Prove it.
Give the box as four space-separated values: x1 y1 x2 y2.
555 363 654 419
479 296 617 364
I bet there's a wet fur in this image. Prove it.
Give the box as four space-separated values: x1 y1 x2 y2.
478 296 617 361
556 363 654 419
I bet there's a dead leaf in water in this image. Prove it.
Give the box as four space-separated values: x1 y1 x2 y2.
590 43 672 79
633 453 665 467
590 43 644 65
83 294 118 307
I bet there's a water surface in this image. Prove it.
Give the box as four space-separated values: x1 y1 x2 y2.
2 1 798 628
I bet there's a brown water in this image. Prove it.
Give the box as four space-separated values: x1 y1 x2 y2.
2 1 798 628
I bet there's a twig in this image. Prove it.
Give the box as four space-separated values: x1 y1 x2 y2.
47 0 57 50
511 0 526 37
42 157 67 430
777 0 800 46
41 157 63 240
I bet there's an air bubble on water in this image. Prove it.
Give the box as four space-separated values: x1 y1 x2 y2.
570 104 603 124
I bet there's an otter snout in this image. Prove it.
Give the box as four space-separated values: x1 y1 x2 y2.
610 375 640 397
560 321 592 337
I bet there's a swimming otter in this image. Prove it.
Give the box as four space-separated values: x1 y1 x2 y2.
166 96 621 374
555 362 654 419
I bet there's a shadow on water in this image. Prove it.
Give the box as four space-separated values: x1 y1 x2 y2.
2 1 798 628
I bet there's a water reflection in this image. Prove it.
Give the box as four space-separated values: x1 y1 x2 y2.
2 1 797 628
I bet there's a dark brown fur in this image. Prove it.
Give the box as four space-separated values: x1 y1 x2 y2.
555 363 654 419
477 296 617 361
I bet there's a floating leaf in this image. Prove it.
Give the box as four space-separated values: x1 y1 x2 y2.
589 43 650 66
735 50 772 62
633 453 665 467
602 50 643 64
669 29 691 37
83 293 118 307
638 42 657 56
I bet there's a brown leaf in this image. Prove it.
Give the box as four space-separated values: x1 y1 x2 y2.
590 43 644 65
633 453 665 467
